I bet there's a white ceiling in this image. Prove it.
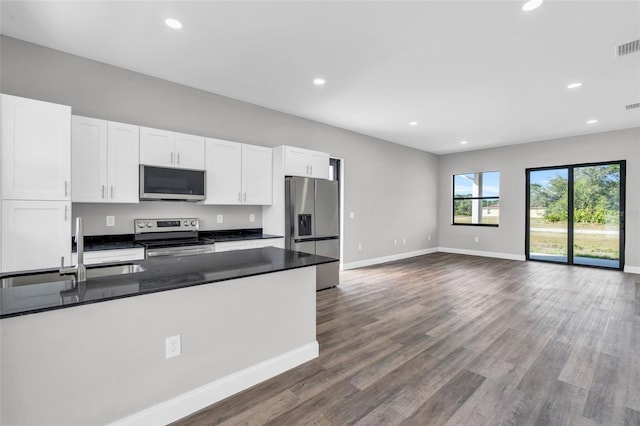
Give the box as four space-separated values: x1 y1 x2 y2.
1 1 639 154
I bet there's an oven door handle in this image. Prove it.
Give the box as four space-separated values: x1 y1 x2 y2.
146 245 215 257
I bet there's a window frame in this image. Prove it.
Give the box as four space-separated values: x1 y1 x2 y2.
452 171 500 227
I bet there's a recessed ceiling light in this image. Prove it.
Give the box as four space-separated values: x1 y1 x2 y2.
460 140 468 145
409 121 418 126
567 82 583 89
586 119 598 124
313 78 326 86
165 18 183 29
522 0 543 12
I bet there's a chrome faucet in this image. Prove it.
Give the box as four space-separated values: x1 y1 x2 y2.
60 217 87 282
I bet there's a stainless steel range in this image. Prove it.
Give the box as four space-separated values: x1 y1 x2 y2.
134 218 215 257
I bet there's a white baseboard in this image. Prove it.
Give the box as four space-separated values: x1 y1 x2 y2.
110 341 319 426
437 247 526 261
342 248 438 270
624 265 640 274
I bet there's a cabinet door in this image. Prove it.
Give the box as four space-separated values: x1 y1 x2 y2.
204 138 242 205
71 116 108 202
242 144 273 205
1 200 72 272
2 95 71 200
252 238 285 249
214 241 253 253
284 146 310 177
174 132 205 170
108 122 140 203
308 150 330 179
139 127 174 167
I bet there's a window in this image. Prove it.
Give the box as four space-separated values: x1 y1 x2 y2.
452 171 500 226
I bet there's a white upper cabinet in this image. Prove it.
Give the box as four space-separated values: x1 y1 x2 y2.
204 139 272 205
107 121 139 203
204 138 242 204
2 94 71 200
174 132 205 169
283 146 309 177
242 144 273 205
308 150 330 179
140 127 204 169
283 146 330 179
1 199 72 272
139 127 174 167
71 116 107 202
72 116 139 203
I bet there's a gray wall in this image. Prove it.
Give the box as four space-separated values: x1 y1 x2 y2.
73 203 262 235
438 128 640 269
0 36 439 264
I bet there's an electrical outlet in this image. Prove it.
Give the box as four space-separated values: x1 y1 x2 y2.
166 335 181 359
428 235 431 241
403 238 407 245
249 213 255 223
394 239 397 245
106 216 115 227
217 214 223 224
358 243 362 250
349 212 355 219
474 236 479 243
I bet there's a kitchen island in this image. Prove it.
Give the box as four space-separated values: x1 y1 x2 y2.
0 247 336 425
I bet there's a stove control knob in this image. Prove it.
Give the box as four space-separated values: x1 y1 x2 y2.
183 220 188 226
191 220 197 226
146 221 153 228
137 222 145 228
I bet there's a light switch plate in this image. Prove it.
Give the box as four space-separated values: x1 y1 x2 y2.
249 214 255 223
217 214 223 224
349 212 355 219
106 216 115 227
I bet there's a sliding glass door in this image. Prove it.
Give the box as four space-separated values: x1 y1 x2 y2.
526 161 625 269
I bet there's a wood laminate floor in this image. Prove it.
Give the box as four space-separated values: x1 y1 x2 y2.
173 253 640 425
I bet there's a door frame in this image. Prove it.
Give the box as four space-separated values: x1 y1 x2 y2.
330 156 345 271
525 160 626 270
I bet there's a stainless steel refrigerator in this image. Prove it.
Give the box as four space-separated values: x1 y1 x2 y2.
285 176 340 290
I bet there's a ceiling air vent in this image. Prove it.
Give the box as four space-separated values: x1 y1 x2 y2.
617 39 640 56
626 102 640 110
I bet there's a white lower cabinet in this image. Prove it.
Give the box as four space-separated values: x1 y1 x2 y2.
1 200 72 272
214 238 284 253
71 247 145 266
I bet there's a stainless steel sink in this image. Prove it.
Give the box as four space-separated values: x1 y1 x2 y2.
1 263 146 288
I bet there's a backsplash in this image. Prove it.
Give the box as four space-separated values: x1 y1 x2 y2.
72 203 262 236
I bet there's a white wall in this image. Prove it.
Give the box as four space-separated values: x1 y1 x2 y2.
437 128 640 271
0 36 439 265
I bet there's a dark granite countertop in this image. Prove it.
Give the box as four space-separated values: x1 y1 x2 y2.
200 228 283 242
72 229 283 252
0 247 336 319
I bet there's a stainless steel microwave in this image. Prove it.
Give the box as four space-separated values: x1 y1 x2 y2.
139 165 206 201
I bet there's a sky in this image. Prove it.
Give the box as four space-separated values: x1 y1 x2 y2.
529 169 568 188
454 171 499 197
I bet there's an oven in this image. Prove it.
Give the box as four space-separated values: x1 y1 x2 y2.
134 218 215 258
